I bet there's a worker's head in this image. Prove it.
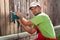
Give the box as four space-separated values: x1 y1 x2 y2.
29 2 41 15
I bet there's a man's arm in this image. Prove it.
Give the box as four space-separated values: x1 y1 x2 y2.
19 20 36 34
16 11 33 26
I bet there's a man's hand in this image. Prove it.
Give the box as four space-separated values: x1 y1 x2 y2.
16 11 22 18
16 11 23 20
16 11 33 26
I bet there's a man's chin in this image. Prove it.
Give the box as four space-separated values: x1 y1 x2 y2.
34 14 38 16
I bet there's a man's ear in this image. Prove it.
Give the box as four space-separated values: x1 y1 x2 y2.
39 6 41 10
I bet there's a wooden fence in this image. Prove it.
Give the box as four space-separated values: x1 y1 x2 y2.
0 0 60 40
0 0 43 36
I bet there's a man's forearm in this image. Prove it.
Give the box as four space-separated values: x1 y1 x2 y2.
20 21 36 34
16 12 33 26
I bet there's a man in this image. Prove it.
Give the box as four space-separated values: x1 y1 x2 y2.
16 2 57 40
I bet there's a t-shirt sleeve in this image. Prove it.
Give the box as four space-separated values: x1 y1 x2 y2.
30 15 44 25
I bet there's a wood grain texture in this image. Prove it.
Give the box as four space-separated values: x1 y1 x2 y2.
0 0 60 40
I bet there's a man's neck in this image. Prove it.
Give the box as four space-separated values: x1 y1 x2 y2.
35 12 41 16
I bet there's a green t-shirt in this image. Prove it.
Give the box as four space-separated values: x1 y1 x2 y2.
30 12 56 38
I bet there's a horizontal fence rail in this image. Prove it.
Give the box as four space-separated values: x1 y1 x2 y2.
54 25 60 35
0 32 37 40
0 25 60 40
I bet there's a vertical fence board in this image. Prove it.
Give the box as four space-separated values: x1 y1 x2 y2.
0 0 1 36
9 0 16 34
4 0 10 35
0 0 6 36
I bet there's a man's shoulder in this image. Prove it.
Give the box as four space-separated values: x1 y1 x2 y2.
38 12 48 17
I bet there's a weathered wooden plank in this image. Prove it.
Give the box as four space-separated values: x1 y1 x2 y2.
0 0 6 35
54 25 60 34
9 0 17 34
4 0 10 35
0 0 2 36
26 0 30 19
0 32 36 40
